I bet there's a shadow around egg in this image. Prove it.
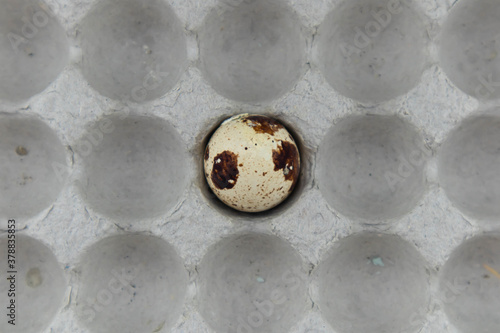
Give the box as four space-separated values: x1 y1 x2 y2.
193 112 312 221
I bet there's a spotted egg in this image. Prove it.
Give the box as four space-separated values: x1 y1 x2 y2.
204 114 300 213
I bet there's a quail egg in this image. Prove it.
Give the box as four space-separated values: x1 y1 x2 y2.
204 114 300 213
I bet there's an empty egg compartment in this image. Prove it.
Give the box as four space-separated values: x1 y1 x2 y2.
197 231 310 333
0 235 67 333
438 234 500 333
73 233 188 333
0 0 499 332
438 108 500 223
312 232 431 333
197 0 308 104
0 0 69 102
79 0 188 103
438 0 500 101
0 112 69 228
314 0 431 104
74 113 190 225
316 111 431 223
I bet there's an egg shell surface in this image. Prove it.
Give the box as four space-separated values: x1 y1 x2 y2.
204 114 300 213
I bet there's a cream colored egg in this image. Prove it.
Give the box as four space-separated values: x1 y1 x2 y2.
204 114 300 213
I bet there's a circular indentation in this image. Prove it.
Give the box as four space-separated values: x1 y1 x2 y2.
316 232 430 333
75 234 188 333
198 232 308 333
438 112 500 221
0 235 66 333
199 0 307 104
438 0 500 100
80 0 187 102
77 114 189 221
0 113 68 220
204 114 300 213
316 114 429 221
0 0 69 101
439 235 500 333
196 113 310 221
317 0 428 103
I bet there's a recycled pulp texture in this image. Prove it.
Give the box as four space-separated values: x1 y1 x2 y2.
0 0 499 333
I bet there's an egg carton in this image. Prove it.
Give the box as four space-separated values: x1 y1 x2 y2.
0 0 500 332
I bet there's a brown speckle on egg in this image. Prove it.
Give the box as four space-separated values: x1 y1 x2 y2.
243 115 284 136
211 151 239 190
272 141 300 191
204 146 209 161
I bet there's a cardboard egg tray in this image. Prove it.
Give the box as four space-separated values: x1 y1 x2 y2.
1 0 499 332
